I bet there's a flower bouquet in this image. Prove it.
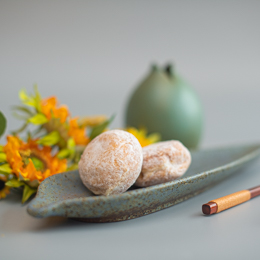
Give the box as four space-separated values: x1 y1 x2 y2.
0 86 160 203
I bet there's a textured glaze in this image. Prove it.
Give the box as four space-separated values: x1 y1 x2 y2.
27 144 260 222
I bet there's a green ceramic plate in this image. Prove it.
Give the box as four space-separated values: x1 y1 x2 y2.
27 144 260 222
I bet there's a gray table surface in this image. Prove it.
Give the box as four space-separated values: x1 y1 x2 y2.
1 158 260 260
1 1 260 259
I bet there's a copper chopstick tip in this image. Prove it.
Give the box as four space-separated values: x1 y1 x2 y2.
249 186 260 199
202 202 218 215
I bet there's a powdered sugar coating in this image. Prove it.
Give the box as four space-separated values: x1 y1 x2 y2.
135 140 191 187
78 130 143 195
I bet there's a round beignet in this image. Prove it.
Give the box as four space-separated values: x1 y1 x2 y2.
78 130 143 195
135 140 191 187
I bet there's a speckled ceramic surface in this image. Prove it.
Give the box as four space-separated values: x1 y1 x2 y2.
27 144 260 222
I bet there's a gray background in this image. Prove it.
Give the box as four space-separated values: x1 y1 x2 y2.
1 1 260 259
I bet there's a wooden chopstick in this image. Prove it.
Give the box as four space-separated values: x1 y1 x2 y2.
202 185 260 215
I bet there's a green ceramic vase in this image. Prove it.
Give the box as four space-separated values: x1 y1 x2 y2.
125 64 203 149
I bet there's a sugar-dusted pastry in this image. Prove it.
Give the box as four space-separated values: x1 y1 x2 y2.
78 130 143 196
135 140 191 187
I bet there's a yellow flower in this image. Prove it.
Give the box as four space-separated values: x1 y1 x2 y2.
126 127 160 147
0 176 10 199
3 135 67 183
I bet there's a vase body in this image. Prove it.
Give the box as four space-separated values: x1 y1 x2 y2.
125 65 203 149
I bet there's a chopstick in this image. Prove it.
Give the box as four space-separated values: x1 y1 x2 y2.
202 185 260 215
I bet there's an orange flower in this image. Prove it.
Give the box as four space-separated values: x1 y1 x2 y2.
68 118 90 145
40 97 90 146
40 96 69 123
3 136 67 183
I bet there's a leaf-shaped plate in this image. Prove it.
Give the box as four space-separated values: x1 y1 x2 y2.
27 144 260 222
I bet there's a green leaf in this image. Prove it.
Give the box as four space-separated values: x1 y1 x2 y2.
67 138 75 149
0 153 7 162
66 163 79 171
0 145 3 152
33 84 42 112
18 173 30 182
0 171 8 177
19 89 29 102
28 113 48 125
26 131 32 141
89 114 115 140
0 164 12 174
5 178 24 188
19 89 36 107
22 184 37 203
25 179 39 188
57 138 76 159
37 131 60 146
30 157 45 171
0 111 7 138
12 111 30 120
57 148 71 159
12 105 34 116
11 122 28 135
30 126 45 138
